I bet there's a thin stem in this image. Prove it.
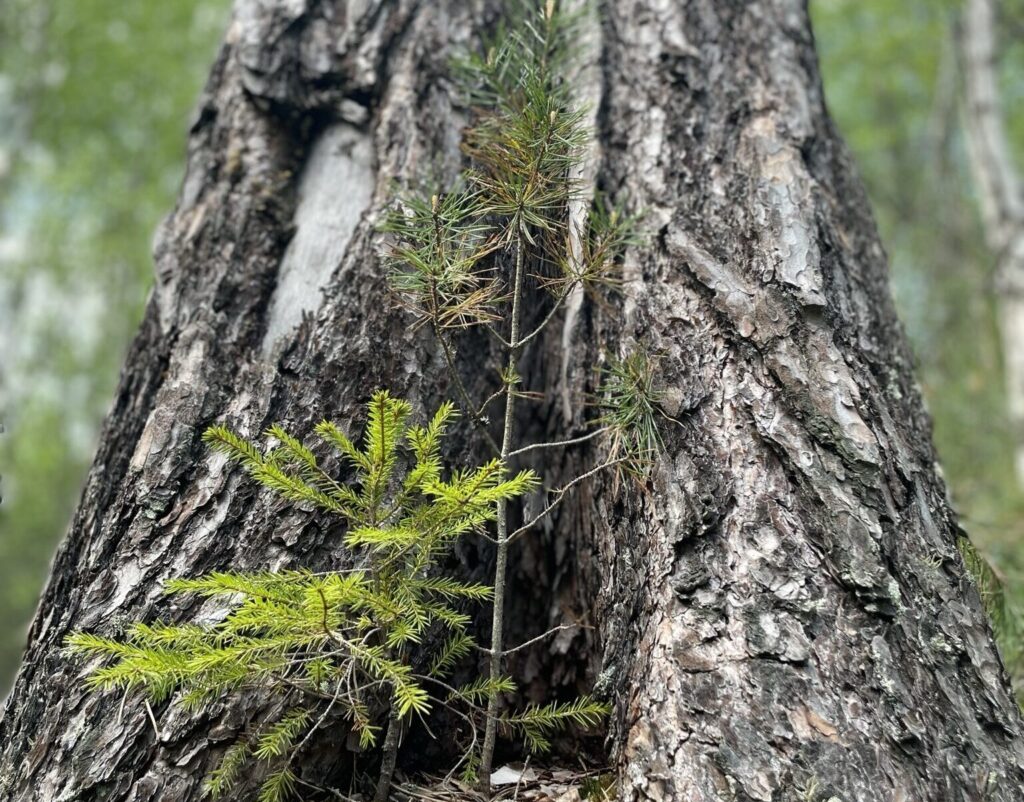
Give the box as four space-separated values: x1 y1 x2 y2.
506 426 607 459
373 705 402 802
484 322 513 348
513 283 576 350
295 778 351 801
476 385 507 417
508 457 628 545
477 622 583 657
287 679 342 774
143 700 161 739
479 234 526 789
513 755 531 802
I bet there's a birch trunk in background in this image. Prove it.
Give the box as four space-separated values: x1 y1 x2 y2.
1 2 1022 800
962 0 1024 487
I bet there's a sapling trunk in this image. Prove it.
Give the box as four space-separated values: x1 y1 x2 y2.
374 706 403 802
479 235 526 788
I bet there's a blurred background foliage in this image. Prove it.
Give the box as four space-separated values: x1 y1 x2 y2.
0 0 229 684
0 0 1022 697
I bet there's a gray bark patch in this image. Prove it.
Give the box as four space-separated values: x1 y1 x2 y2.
262 123 374 355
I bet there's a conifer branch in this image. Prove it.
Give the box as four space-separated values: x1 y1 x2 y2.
495 622 583 657
512 282 577 349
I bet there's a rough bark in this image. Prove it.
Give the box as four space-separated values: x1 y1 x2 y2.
962 0 1024 486
1 2 1022 801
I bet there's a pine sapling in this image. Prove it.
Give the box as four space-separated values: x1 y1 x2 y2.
385 0 662 788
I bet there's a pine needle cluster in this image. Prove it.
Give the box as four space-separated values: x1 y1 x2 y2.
384 2 635 329
599 350 666 477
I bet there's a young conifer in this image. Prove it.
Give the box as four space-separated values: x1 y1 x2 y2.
384 0 662 788
70 392 543 801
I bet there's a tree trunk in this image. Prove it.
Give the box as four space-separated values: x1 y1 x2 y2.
2 2 1022 801
961 0 1024 487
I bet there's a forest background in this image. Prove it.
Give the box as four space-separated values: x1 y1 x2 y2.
1 0 1022 695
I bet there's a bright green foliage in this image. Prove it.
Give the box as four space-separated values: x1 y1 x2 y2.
205 741 251 798
258 768 298 802
68 391 543 799
505 696 610 753
255 709 313 760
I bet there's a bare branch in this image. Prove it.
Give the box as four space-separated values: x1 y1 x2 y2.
513 284 576 350
506 426 607 458
477 622 584 656
509 457 628 544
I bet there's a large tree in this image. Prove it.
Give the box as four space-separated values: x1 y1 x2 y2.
2 1 1022 800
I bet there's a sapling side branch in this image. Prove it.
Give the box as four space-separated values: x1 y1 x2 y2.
477 385 508 417
506 426 608 458
508 456 630 545
485 622 583 657
484 322 514 348
289 680 343 772
513 283 577 350
294 777 351 801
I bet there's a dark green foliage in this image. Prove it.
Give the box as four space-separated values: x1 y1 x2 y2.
381 189 501 330
542 197 644 294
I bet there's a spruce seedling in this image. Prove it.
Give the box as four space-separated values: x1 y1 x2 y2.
68 391 538 802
